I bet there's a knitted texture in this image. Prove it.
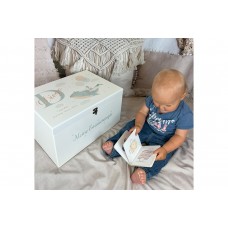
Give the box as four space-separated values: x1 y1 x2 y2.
52 38 144 80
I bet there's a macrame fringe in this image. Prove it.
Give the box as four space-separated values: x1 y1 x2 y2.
52 39 145 81
70 57 84 73
112 46 144 77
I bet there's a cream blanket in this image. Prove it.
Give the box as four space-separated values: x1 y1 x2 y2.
35 97 193 190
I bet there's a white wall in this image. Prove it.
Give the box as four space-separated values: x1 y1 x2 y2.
143 38 180 54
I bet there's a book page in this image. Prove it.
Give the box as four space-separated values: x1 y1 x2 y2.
113 130 131 162
132 145 160 167
114 129 160 168
123 129 142 163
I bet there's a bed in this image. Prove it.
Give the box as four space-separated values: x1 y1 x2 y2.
35 38 193 190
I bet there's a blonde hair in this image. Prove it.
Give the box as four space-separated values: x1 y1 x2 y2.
152 69 187 97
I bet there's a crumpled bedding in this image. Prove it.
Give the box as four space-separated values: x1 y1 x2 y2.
35 97 193 190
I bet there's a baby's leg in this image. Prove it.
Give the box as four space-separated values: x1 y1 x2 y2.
102 141 114 155
131 168 146 184
102 120 135 157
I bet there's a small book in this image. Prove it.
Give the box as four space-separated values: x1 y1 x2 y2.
114 129 160 167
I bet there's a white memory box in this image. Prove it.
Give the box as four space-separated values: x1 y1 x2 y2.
35 70 123 167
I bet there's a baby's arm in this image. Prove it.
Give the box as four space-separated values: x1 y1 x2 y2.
130 102 149 135
154 129 189 160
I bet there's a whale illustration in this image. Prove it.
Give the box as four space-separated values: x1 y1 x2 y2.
70 84 102 99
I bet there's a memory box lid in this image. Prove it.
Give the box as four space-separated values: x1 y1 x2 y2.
34 70 123 128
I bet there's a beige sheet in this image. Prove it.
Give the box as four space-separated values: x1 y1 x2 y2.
35 97 193 190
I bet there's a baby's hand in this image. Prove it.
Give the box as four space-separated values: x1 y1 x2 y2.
153 147 168 160
129 125 141 135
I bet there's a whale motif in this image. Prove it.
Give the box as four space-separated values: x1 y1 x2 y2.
70 84 102 99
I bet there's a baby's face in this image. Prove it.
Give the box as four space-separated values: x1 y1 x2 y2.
152 89 184 114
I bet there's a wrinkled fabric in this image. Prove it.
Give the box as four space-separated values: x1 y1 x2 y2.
35 97 193 190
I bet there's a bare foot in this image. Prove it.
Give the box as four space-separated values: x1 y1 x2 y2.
131 168 146 184
102 141 114 155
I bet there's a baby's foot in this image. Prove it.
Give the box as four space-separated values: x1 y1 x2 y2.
131 168 146 184
102 141 114 155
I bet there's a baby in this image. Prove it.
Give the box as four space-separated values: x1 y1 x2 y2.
102 69 193 184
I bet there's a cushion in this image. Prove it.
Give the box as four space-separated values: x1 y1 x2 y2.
52 38 145 96
110 69 135 96
35 38 60 87
133 51 193 97
177 38 194 55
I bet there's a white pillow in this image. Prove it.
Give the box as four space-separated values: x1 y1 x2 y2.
111 70 135 96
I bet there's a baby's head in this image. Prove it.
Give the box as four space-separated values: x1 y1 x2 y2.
151 69 187 114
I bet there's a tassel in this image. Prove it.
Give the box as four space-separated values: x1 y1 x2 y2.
128 48 137 69
60 46 71 67
138 49 145 65
70 57 84 74
98 69 102 76
52 41 60 61
113 57 123 74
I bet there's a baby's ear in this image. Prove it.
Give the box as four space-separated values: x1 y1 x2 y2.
180 91 187 100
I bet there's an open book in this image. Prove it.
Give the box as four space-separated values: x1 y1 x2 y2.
114 129 160 167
